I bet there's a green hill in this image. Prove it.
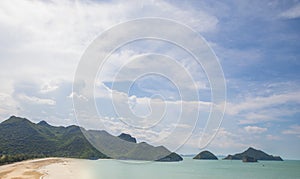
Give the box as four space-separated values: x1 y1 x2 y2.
223 147 283 161
193 150 218 160
0 116 182 164
0 116 108 160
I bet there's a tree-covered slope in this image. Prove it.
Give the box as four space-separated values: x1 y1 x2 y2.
223 147 283 161
0 116 108 159
193 150 218 160
0 116 182 164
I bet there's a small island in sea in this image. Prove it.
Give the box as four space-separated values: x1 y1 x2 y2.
193 150 218 160
223 147 283 161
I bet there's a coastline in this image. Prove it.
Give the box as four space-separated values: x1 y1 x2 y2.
0 157 92 179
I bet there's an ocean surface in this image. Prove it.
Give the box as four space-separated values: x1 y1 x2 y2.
86 157 300 179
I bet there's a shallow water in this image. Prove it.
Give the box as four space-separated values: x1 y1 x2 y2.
86 157 300 179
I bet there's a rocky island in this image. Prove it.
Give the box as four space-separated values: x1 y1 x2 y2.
223 147 283 161
193 150 218 160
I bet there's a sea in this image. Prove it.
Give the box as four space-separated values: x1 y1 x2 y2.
86 157 300 179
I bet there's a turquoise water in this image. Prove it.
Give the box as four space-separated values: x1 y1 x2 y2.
88 158 300 179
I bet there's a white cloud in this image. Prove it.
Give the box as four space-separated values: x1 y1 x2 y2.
172 123 192 129
0 0 218 124
0 93 18 120
226 91 300 116
1 0 298 157
0 0 218 89
96 51 209 101
16 94 56 105
0 0 217 52
40 82 59 93
238 107 299 125
282 125 300 136
279 4 300 19
225 90 300 125
6 80 75 126
215 44 262 67
209 128 248 149
244 126 267 134
68 92 88 101
239 113 272 124
75 84 215 150
266 134 281 141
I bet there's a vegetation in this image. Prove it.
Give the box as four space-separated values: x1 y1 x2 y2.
193 150 218 160
87 131 183 161
0 116 182 165
223 147 283 161
0 154 46 165
0 116 108 165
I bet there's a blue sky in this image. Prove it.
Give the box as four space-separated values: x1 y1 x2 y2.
0 0 299 159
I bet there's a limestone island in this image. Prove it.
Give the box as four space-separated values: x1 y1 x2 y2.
223 147 283 162
193 150 218 160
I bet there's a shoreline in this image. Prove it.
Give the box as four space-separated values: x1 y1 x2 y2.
39 158 94 179
0 157 81 179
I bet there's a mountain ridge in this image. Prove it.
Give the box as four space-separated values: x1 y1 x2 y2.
0 116 182 164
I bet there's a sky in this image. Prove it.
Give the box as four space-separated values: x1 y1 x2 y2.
0 0 299 159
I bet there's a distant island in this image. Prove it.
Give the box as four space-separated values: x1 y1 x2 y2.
193 150 218 160
223 147 283 161
0 116 182 165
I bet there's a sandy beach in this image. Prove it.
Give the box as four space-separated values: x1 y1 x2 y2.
0 158 93 179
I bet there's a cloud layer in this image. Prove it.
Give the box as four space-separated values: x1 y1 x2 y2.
0 0 299 159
